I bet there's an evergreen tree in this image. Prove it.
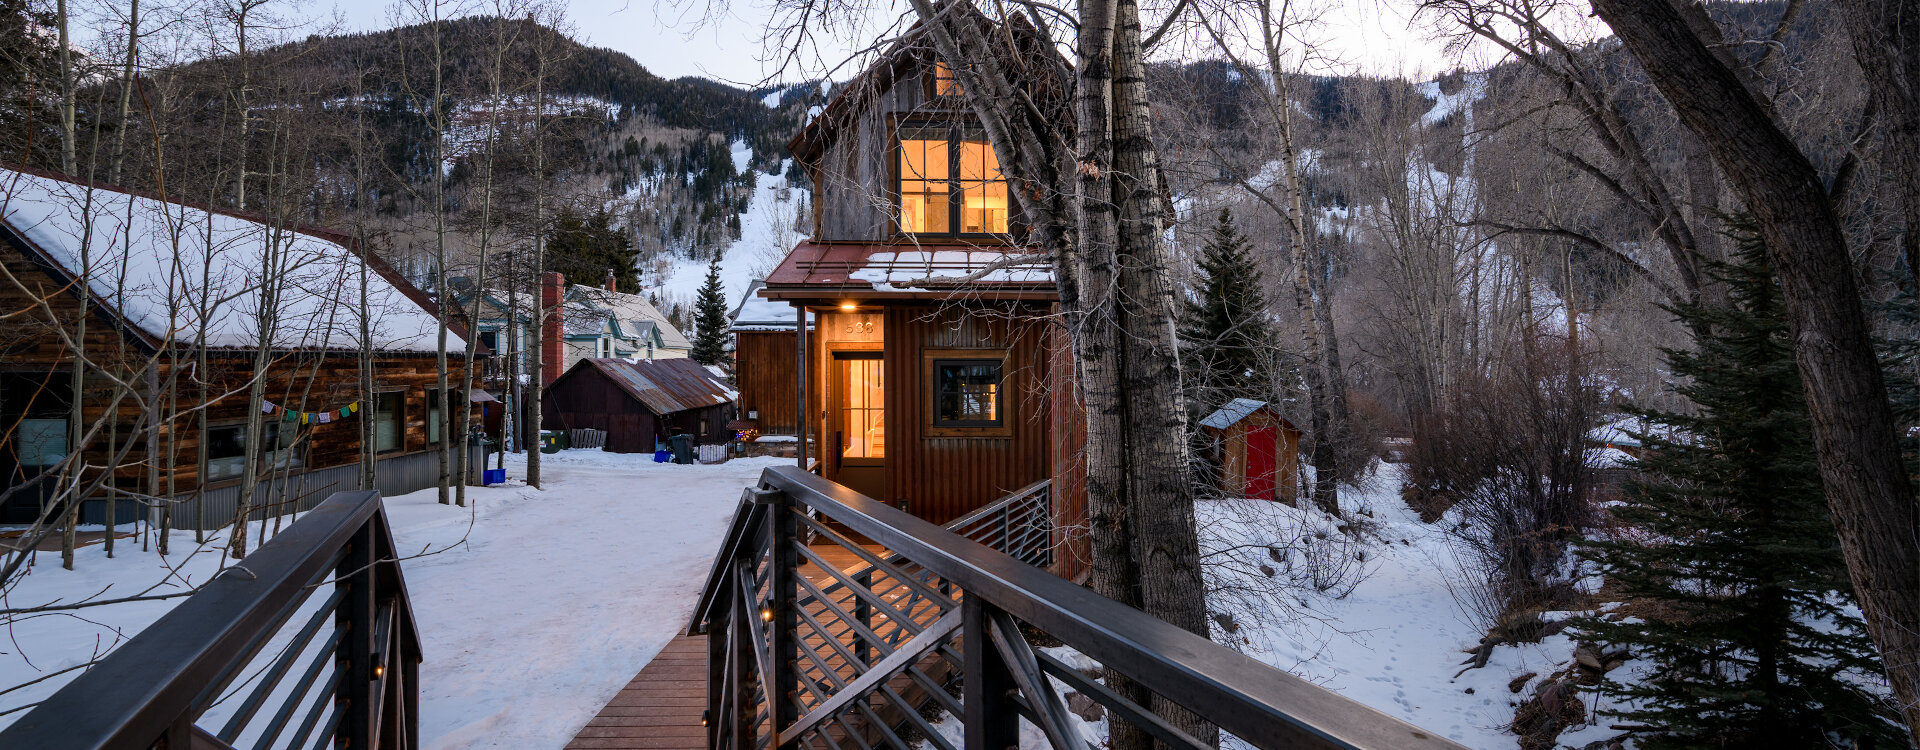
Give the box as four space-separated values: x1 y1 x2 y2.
1579 221 1901 748
548 208 639 290
690 256 729 367
1179 208 1274 412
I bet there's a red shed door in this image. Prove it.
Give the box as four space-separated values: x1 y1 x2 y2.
1247 425 1279 501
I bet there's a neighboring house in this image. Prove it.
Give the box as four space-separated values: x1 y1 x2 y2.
730 279 813 436
0 165 479 529
757 12 1088 576
542 358 737 453
541 272 692 386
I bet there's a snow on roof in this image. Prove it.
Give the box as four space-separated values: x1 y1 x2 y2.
848 250 1052 285
729 279 814 330
566 285 692 349
570 357 733 415
0 167 458 353
1199 398 1272 430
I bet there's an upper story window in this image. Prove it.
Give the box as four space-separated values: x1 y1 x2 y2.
898 125 1009 236
933 61 964 97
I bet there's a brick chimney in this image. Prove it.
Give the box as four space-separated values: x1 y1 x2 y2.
603 268 617 293
541 271 565 387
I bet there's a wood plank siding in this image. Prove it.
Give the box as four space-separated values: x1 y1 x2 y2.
1 228 478 529
733 331 801 435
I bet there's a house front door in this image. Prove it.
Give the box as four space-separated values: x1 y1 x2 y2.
831 351 886 499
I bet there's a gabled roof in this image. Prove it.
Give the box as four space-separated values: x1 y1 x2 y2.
1199 399 1295 431
788 3 1066 170
566 285 692 349
0 165 462 354
559 357 735 415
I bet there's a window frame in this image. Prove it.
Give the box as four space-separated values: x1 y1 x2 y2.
200 419 307 485
923 349 1013 438
426 388 445 446
891 117 1014 240
371 389 407 455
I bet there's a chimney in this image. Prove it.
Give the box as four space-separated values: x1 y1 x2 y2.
604 268 616 293
541 271 565 387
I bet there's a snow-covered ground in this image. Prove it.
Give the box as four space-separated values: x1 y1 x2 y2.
1199 463 1576 748
647 148 810 314
0 451 789 748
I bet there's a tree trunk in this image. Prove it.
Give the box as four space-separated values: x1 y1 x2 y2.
1591 0 1920 741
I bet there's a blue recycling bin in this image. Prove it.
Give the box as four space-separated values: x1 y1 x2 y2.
482 468 505 486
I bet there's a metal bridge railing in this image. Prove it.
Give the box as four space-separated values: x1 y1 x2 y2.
0 490 422 750
689 466 1466 750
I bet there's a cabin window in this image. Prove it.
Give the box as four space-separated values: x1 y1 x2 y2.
931 359 1003 428
898 126 1008 236
204 421 304 482
479 330 499 352
427 388 444 445
373 391 404 453
933 61 964 97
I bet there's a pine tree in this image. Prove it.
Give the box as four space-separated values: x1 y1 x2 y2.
547 208 639 290
1579 221 1901 747
690 256 729 366
1179 208 1274 412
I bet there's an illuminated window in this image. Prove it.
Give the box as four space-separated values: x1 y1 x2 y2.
932 359 1002 428
898 126 1008 235
933 61 964 97
839 354 885 458
898 136 950 234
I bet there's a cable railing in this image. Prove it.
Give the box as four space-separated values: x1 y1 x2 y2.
0 490 421 750
690 465 1466 750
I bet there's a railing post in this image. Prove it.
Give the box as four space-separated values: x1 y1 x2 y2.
963 595 1018 750
766 489 799 748
337 519 377 748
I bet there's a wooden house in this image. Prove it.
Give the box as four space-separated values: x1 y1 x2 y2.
0 165 480 530
1198 399 1302 503
542 358 737 453
729 279 811 437
753 14 1090 577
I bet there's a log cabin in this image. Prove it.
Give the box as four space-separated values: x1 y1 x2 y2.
752 14 1090 577
0 165 480 531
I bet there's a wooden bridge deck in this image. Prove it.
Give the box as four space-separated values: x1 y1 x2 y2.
565 543 887 750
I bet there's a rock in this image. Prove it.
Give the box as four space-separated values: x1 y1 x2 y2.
1603 659 1626 673
1464 687 1475 695
1509 672 1537 693
1573 643 1605 671
1066 691 1105 723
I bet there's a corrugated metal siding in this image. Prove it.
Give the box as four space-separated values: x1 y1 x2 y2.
158 445 484 531
584 358 732 414
883 305 1053 526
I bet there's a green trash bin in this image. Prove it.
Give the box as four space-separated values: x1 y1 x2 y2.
669 434 694 464
540 430 566 454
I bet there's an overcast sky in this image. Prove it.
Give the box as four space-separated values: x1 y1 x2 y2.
292 0 1464 85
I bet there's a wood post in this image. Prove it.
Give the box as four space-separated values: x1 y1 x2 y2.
963 595 1018 750
767 488 799 747
794 304 808 470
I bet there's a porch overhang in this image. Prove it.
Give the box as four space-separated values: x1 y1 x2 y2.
761 241 1057 304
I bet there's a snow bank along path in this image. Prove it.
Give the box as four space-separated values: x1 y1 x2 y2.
0 452 787 749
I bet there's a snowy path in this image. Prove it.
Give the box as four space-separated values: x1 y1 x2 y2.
0 452 787 749
396 453 784 749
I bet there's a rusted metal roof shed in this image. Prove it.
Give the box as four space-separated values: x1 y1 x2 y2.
543 358 738 453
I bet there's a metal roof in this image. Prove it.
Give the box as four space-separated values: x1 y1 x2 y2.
572 357 734 415
1199 398 1273 430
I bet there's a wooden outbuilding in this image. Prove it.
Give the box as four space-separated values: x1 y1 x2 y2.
1198 399 1302 503
0 165 480 531
730 280 811 437
758 11 1091 578
542 358 737 453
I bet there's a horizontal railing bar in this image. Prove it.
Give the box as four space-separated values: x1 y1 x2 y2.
757 466 1465 750
794 516 952 606
251 627 344 749
986 608 1079 750
782 608 963 745
1036 649 1209 750
942 479 1050 535
793 544 935 638
0 490 385 750
282 664 345 750
217 587 347 741
689 495 770 634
